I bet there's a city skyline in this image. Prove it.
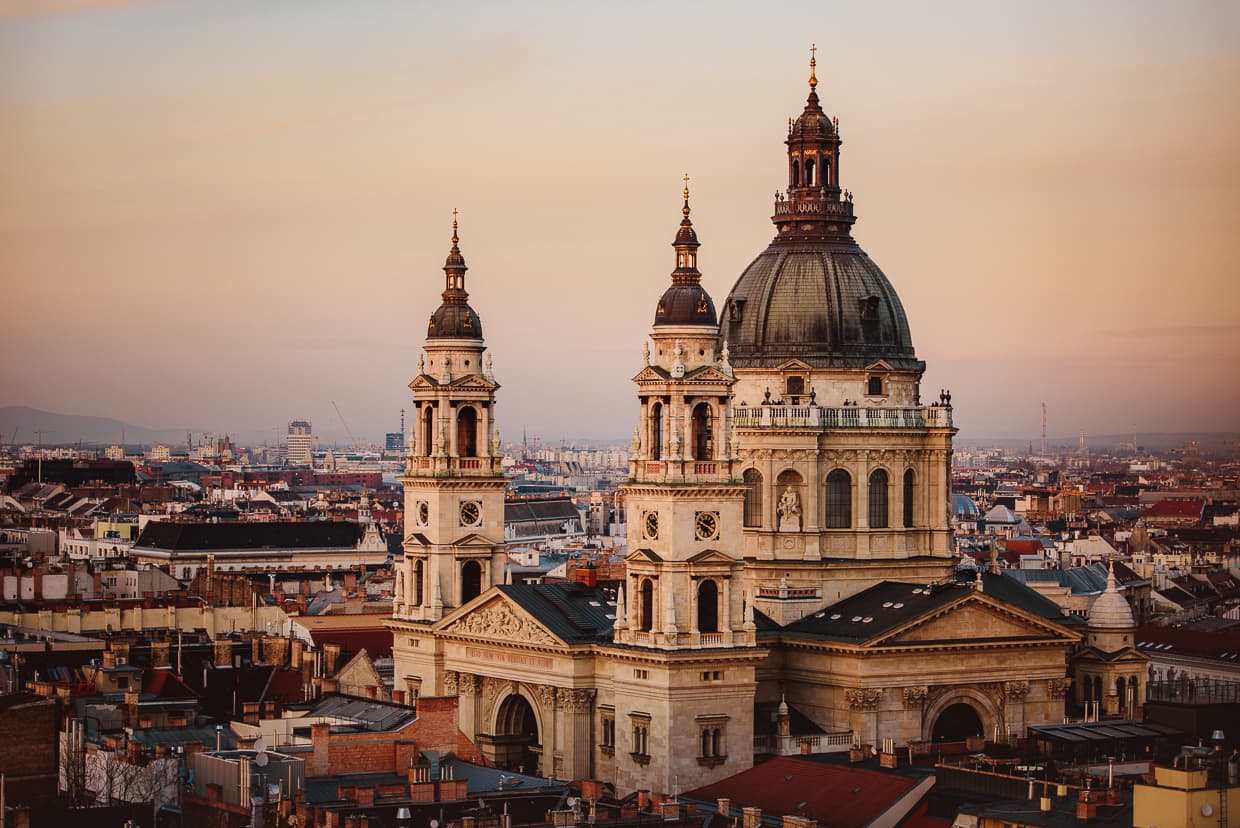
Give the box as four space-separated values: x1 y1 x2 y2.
3 1 1239 443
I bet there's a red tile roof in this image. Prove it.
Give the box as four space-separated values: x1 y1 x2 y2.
1143 499 1205 519
682 757 917 828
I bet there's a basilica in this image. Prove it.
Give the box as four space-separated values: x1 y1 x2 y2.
387 56 1093 795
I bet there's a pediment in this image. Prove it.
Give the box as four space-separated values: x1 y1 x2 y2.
451 374 497 389
776 359 813 372
409 375 438 390
632 366 671 383
437 592 560 646
876 594 1076 647
625 547 663 563
683 365 734 384
864 360 894 372
403 532 431 548
687 548 737 565
451 532 497 548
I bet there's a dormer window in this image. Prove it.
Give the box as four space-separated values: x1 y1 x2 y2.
860 296 880 322
786 376 805 397
867 375 885 396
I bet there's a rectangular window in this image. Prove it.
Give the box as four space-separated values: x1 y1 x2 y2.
600 706 616 754
696 714 729 766
634 669 648 680
629 712 652 762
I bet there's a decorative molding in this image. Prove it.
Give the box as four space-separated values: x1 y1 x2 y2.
845 688 883 711
1003 681 1030 701
483 676 504 706
534 684 557 709
442 671 459 695
903 686 928 708
561 688 596 713
1047 678 1072 698
444 600 558 646
458 673 480 695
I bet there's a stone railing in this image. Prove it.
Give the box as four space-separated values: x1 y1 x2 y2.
731 405 952 430
754 731 853 756
772 196 854 220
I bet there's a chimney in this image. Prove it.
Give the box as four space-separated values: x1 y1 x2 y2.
392 689 406 706
717 799 731 819
323 643 342 674
150 640 171 668
742 807 763 828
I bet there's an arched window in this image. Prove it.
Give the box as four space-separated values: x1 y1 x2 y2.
413 559 424 606
869 469 889 529
792 159 800 187
805 158 816 187
650 402 663 461
461 560 482 603
903 469 915 528
457 406 478 457
691 403 712 461
743 468 763 527
421 406 434 456
826 470 852 528
639 579 654 632
697 580 719 634
823 159 831 186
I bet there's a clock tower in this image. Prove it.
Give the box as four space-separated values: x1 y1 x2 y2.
390 214 507 697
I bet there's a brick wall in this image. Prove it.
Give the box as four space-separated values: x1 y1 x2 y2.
0 696 59 805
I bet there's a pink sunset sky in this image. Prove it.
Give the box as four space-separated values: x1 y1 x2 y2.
2 0 1238 443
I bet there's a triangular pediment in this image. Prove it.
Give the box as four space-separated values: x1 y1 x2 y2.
687 548 737 565
864 360 894 372
451 532 497 548
876 594 1077 647
436 591 561 646
451 374 497 389
683 365 733 383
776 358 813 372
632 365 671 383
403 532 431 548
625 547 663 563
409 374 438 390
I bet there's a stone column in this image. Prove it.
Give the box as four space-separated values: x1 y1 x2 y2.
534 684 558 777
448 403 459 458
559 688 596 781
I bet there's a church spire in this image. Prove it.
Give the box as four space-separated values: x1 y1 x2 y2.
671 174 702 286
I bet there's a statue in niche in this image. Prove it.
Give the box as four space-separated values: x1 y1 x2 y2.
777 486 802 532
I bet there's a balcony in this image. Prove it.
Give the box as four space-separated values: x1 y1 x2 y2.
731 404 952 431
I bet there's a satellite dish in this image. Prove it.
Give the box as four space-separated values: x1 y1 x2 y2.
254 738 268 754
255 752 269 767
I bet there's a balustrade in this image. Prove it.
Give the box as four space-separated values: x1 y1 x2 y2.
731 404 950 430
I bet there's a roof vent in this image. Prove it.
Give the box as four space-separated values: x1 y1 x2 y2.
893 603 904 609
851 616 862 622
829 614 841 620
862 617 873 623
881 602 893 608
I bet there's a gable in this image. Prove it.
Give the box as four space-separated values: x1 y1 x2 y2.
451 533 498 547
683 365 734 383
775 359 813 372
409 375 437 390
334 649 384 689
625 547 663 563
687 548 737 565
878 595 1074 647
437 593 560 646
632 366 670 383
451 374 497 389
864 360 894 372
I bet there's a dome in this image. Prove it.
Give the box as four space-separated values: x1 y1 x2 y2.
655 283 716 326
722 245 920 369
427 301 482 340
426 214 483 340
719 67 922 371
1088 564 1135 630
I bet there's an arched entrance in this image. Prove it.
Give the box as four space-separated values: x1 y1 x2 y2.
931 703 984 742
493 694 541 774
461 560 482 604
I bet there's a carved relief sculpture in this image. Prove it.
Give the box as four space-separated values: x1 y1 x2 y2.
845 688 883 711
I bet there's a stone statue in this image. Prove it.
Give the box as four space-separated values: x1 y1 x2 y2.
631 425 640 455
484 352 494 380
669 429 681 459
418 352 425 375
777 486 802 532
642 341 650 366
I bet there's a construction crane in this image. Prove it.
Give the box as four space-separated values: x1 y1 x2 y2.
331 401 365 453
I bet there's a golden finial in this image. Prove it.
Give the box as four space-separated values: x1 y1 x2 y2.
451 208 459 244
682 173 691 217
809 43 817 90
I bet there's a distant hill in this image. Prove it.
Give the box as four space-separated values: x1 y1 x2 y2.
0 406 195 447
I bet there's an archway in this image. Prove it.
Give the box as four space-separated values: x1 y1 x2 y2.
650 402 663 461
493 693 541 774
421 406 435 456
931 703 984 743
691 403 712 461
697 579 719 633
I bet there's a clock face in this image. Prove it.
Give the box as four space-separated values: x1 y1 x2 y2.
643 511 659 540
417 501 429 526
459 500 481 527
695 511 719 540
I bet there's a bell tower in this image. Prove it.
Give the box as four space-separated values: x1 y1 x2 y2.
605 181 762 795
392 213 506 625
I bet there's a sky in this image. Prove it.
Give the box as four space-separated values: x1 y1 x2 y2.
1 0 1238 445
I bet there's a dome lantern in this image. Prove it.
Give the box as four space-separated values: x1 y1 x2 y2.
427 210 483 340
653 175 717 328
